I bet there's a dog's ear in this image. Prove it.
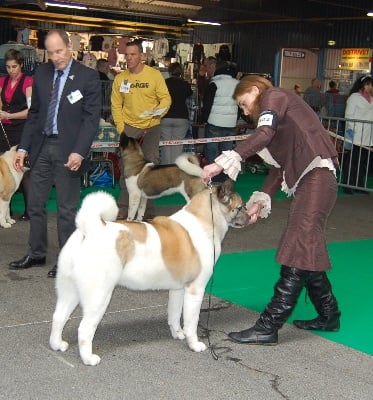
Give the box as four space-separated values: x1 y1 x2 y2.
216 179 234 204
119 133 130 149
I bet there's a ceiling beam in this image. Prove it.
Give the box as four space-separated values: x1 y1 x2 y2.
0 7 190 34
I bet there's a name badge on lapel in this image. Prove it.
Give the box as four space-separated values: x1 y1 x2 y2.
67 90 83 104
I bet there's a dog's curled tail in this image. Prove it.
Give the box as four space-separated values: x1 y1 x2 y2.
76 191 119 235
175 153 202 177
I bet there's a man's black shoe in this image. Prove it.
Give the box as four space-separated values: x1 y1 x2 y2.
18 213 30 221
9 255 46 270
47 265 57 278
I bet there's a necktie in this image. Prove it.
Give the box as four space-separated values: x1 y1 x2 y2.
44 70 63 136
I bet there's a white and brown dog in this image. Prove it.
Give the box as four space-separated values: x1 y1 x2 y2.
50 180 248 365
120 134 205 221
0 145 27 228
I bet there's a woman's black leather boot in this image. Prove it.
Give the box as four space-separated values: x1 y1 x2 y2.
293 271 340 331
228 266 310 345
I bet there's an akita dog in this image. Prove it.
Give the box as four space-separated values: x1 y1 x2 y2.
50 180 248 365
120 134 205 221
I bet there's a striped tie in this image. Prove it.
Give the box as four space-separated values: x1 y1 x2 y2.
44 70 63 136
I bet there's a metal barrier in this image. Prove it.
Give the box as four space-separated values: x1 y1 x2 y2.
303 93 348 118
93 83 372 194
320 116 372 193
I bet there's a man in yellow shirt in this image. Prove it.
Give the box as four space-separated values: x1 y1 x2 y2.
111 40 171 219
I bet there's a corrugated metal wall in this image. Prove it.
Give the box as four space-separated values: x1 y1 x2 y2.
0 19 16 43
2 16 373 76
193 19 373 74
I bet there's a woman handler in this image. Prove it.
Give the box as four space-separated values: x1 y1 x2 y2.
0 48 33 220
201 75 341 345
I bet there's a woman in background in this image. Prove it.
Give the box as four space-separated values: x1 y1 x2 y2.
200 60 239 184
160 62 193 164
342 74 373 194
0 48 33 220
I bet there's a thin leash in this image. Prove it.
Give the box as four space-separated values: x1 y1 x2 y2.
205 180 246 360
0 120 12 149
205 179 219 361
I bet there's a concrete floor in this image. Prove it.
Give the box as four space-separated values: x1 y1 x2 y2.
0 192 372 400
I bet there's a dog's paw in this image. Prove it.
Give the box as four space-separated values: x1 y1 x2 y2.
50 339 69 352
169 326 185 340
59 341 69 352
82 354 101 366
188 339 207 352
1 221 12 228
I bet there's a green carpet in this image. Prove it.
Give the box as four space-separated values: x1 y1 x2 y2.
206 239 373 356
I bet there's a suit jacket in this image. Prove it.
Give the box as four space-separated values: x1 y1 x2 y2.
20 59 102 174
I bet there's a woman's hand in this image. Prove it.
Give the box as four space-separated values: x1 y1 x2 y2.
246 202 264 224
201 163 223 185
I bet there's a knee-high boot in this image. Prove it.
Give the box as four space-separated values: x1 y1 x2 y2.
228 265 310 345
293 272 340 331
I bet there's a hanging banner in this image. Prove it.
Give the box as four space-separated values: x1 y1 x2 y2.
340 48 372 70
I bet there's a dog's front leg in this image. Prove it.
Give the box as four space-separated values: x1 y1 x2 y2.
183 287 207 352
168 288 185 340
126 178 142 221
136 196 148 221
127 193 141 221
0 201 14 228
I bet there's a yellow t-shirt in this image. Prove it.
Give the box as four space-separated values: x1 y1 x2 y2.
111 64 171 133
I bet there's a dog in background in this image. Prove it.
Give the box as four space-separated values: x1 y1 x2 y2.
0 145 28 228
49 180 249 365
120 134 205 221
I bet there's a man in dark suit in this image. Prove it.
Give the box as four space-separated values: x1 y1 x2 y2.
9 29 102 278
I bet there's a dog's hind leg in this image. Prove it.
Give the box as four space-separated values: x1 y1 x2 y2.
168 288 185 340
78 289 114 366
50 277 79 354
182 286 207 352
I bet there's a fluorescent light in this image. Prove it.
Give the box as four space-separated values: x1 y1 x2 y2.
187 18 221 26
45 2 88 10
367 11 373 16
